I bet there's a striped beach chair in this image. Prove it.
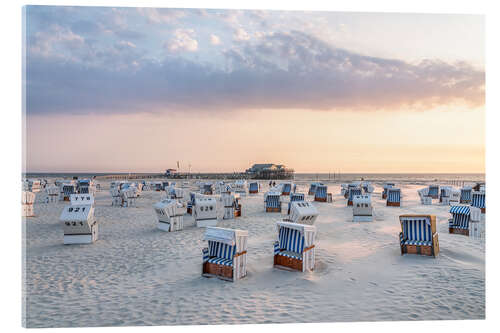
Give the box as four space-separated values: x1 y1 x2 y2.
399 215 439 257
439 186 453 204
448 205 481 236
222 193 241 219
202 227 248 282
154 182 163 191
265 191 281 213
281 182 292 196
460 186 472 204
62 183 77 201
187 192 197 214
287 192 305 214
347 188 362 206
382 183 395 199
45 185 60 203
308 182 323 195
202 183 214 195
418 187 432 205
471 191 486 213
386 188 401 207
249 182 259 194
428 184 439 199
273 221 316 272
361 181 374 193
314 185 328 202
22 191 36 217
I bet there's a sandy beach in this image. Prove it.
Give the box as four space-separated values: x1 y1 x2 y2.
23 180 485 327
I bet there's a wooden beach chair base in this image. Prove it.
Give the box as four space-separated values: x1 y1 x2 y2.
382 194 387 199
281 192 290 196
202 262 234 281
449 227 469 236
387 202 400 207
274 254 303 271
460 199 471 204
314 197 327 202
481 208 485 214
400 236 439 257
235 205 241 217
347 200 353 206
266 207 281 213
249 190 258 194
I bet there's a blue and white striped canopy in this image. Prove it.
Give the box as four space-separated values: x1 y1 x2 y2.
449 205 470 215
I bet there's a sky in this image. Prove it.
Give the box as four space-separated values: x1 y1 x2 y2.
23 6 485 173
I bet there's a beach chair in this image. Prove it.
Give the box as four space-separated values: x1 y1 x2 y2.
281 182 292 196
21 191 35 217
249 182 259 194
28 179 41 193
353 194 373 222
287 192 305 214
449 188 461 205
265 191 282 213
154 198 185 232
154 182 163 192
45 185 59 203
62 183 77 201
222 193 241 219
61 194 98 244
288 201 318 225
386 188 401 207
399 215 439 257
382 183 395 199
471 191 486 213
110 187 122 206
347 188 362 206
439 186 453 204
202 227 248 282
340 183 348 197
232 180 247 195
418 187 432 205
194 197 218 227
202 183 214 195
460 186 473 204
121 187 137 207
77 179 93 194
307 183 323 195
361 181 374 193
428 184 439 199
448 205 481 236
314 184 328 202
273 221 316 272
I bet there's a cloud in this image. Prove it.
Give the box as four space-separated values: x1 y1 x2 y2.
26 30 484 115
137 8 186 24
234 28 250 41
210 34 221 45
165 29 198 52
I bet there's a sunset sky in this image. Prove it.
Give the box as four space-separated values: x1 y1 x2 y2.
23 6 485 173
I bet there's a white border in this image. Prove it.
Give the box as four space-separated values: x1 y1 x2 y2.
2 1 498 333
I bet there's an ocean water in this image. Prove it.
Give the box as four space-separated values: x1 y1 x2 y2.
294 173 485 183
23 172 484 185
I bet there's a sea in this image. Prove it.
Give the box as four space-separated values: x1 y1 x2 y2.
23 172 485 186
